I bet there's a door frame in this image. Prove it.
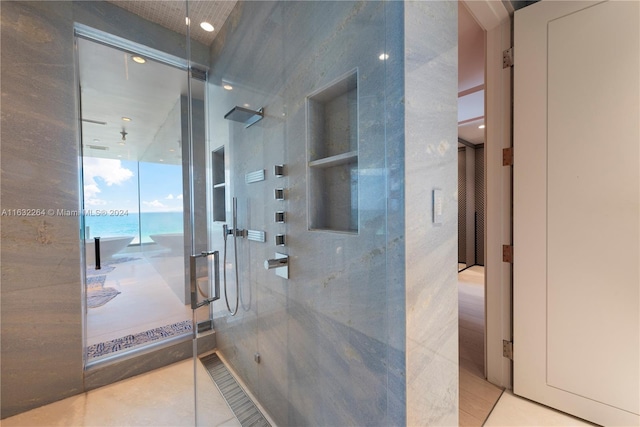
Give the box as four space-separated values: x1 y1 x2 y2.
461 0 513 390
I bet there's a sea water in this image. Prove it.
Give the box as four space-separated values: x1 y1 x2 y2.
84 212 183 244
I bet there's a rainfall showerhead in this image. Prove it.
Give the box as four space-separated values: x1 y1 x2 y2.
224 106 264 128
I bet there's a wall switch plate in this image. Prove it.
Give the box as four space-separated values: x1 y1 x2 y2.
433 189 443 224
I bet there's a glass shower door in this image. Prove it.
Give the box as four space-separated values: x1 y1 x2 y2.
77 34 194 363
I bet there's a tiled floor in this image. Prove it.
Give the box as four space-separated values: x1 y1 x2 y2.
458 266 504 426
4 263 598 426
2 358 241 427
3 356 597 427
486 392 596 426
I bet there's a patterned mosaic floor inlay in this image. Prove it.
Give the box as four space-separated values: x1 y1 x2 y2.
87 320 192 360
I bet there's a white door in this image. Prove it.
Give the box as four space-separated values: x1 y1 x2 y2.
513 1 639 426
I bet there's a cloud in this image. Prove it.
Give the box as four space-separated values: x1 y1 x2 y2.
143 200 168 209
83 158 134 186
84 183 101 199
166 194 174 200
177 194 183 200
85 198 108 207
83 158 134 204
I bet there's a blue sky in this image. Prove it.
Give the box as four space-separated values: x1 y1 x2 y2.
83 157 184 213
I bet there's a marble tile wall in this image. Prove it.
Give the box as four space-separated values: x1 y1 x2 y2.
207 0 457 425
404 1 459 425
1 2 83 418
0 1 210 418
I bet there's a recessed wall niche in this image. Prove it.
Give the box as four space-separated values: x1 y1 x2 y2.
307 69 359 233
212 146 226 222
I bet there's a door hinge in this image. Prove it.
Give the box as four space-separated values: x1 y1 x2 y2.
503 340 513 360
503 147 514 166
503 47 514 68
503 244 513 263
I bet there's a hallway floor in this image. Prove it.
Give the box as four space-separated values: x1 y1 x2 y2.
457 266 594 427
458 266 503 426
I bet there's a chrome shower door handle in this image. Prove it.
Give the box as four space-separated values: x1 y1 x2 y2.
190 250 220 309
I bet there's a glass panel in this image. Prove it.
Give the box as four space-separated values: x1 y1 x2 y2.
78 37 192 362
196 1 399 426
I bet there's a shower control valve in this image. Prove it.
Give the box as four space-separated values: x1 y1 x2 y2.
264 257 288 269
265 253 289 279
223 224 246 238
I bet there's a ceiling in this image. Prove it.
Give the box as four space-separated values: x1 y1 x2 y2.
108 1 237 46
78 37 205 164
458 2 486 146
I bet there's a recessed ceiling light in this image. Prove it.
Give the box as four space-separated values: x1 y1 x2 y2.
200 22 214 32
132 56 146 64
117 155 122 158
93 138 100 143
169 148 175 152
379 53 389 60
122 117 132 122
243 103 250 107
223 84 233 91
478 124 485 129
118 142 125 146
185 17 191 26
159 159 164 162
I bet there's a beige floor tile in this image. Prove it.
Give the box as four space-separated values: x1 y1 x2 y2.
2 359 240 427
485 392 596 427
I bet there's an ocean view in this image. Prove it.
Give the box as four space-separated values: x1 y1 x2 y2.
85 211 183 244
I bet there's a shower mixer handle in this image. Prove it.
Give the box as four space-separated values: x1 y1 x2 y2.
264 257 288 269
264 253 289 279
223 224 246 238
222 224 247 237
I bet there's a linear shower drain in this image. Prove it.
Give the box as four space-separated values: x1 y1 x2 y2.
200 353 271 427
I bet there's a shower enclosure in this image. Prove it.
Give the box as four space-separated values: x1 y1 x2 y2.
192 1 406 425
71 1 454 425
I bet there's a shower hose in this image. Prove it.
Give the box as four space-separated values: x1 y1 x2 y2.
223 197 240 316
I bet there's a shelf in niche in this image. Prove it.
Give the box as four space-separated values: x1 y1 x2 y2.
309 151 357 169
309 227 358 235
